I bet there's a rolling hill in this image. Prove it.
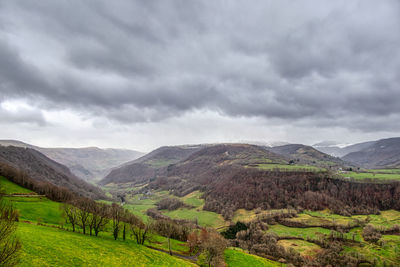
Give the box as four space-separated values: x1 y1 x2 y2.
0 146 105 199
268 144 350 168
342 137 400 169
0 140 144 181
99 145 205 185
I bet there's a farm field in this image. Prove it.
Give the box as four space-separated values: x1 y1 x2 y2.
163 208 226 228
338 170 400 181
277 239 322 257
250 163 325 172
224 248 282 267
263 209 400 265
343 235 400 266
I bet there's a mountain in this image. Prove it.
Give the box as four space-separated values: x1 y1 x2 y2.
342 137 400 169
0 146 105 199
268 144 349 168
99 145 206 185
313 140 376 157
151 144 288 194
100 143 288 186
0 140 144 181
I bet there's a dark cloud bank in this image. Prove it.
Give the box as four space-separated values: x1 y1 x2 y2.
1 0 400 145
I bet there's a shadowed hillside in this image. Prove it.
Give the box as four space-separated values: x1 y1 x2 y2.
99 145 205 185
343 137 400 169
0 146 105 199
0 140 144 182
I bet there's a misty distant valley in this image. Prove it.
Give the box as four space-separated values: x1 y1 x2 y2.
1 1 400 267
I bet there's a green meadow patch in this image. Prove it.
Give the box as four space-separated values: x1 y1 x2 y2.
268 224 331 239
224 248 282 267
162 208 227 228
5 196 63 225
278 239 322 258
181 191 204 208
250 164 325 172
339 170 400 181
0 176 34 194
343 235 400 266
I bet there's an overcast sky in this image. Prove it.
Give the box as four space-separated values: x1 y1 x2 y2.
1 0 400 151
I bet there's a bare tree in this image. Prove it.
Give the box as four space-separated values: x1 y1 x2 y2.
153 219 178 255
0 191 21 266
61 203 79 232
196 228 227 267
110 203 123 240
89 203 109 237
76 199 91 235
129 216 152 245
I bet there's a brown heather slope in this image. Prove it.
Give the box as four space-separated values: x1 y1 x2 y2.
0 146 106 199
268 144 351 168
149 144 288 195
99 145 205 185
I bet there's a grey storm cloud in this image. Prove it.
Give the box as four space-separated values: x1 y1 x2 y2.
1 0 400 131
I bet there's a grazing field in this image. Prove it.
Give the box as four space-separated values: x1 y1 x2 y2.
343 235 400 266
224 248 282 267
181 191 204 208
17 223 194 267
339 170 400 181
369 169 400 174
232 209 258 223
0 176 34 194
277 239 322 257
351 210 400 229
0 177 63 225
250 164 325 172
124 203 156 221
268 224 331 239
6 196 63 225
286 212 355 227
163 208 227 228
232 209 290 223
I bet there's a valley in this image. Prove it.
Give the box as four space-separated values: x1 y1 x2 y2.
0 138 400 266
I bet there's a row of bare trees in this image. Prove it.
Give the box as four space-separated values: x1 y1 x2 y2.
62 199 155 247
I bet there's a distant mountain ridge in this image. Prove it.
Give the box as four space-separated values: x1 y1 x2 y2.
342 137 400 169
0 146 105 199
0 140 144 181
313 140 377 157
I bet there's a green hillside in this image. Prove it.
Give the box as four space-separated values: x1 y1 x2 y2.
17 223 194 267
225 248 281 267
0 176 195 266
0 176 34 194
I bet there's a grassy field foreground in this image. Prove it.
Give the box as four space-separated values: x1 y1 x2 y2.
17 223 195 267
